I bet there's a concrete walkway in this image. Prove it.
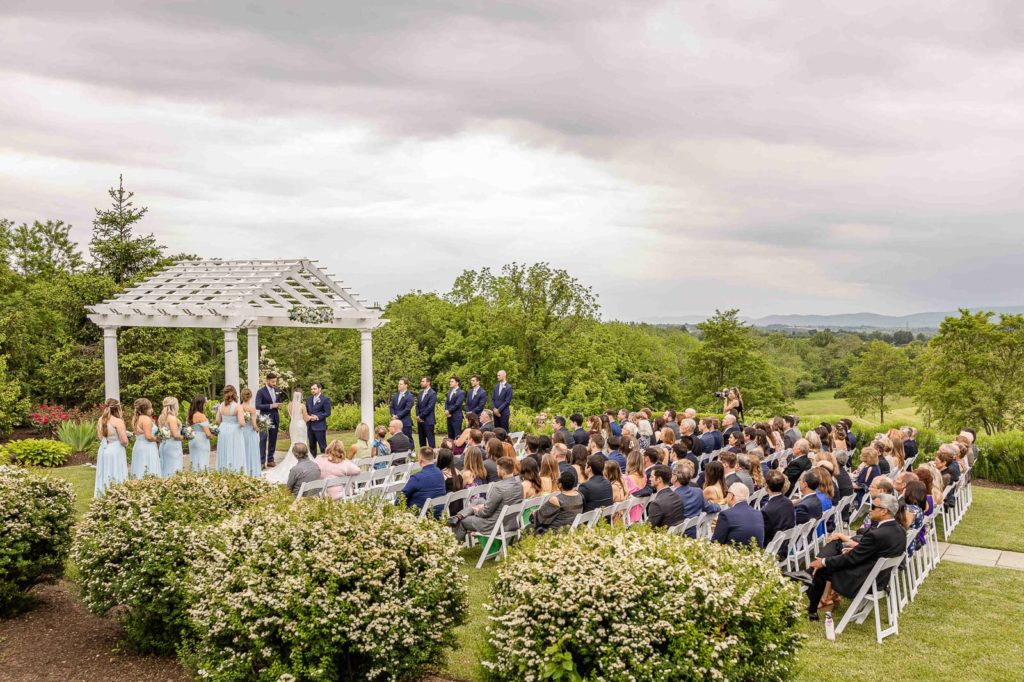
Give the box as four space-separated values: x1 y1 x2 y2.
937 543 1024 571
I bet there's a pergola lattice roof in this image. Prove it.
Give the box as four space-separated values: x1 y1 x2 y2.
87 259 386 329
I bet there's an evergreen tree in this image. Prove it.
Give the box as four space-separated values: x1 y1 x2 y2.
90 175 163 282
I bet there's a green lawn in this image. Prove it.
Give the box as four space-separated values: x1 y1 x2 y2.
945 485 1024 553
794 389 923 426
35 466 1024 682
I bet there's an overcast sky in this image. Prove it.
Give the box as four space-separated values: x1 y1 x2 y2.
2 1 1023 320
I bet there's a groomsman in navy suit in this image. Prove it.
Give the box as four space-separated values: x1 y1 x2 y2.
304 382 331 457
415 376 437 448
255 372 282 468
444 376 466 439
465 374 487 418
390 377 414 440
491 370 513 431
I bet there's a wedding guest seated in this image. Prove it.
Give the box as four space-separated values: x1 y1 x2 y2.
646 465 684 528
530 471 583 534
761 470 795 546
571 413 590 448
671 460 720 537
479 409 496 435
387 419 413 460
286 443 320 497
721 451 755 494
794 470 823 525
579 454 613 512
712 483 765 548
552 443 576 485
806 493 906 620
437 448 465 515
523 435 542 466
400 447 447 515
317 440 361 499
605 435 626 473
783 439 812 490
450 457 524 542
853 446 881 507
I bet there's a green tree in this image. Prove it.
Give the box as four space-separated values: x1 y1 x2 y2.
0 340 30 437
842 340 912 422
683 310 788 416
90 175 163 282
915 310 1024 434
0 219 84 277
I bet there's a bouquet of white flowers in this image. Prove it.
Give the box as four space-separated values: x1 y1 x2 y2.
255 414 272 433
207 424 220 436
180 425 196 441
157 425 173 441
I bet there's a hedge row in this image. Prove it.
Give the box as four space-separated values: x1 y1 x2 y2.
975 432 1024 486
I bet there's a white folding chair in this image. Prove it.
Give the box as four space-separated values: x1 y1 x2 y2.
834 554 906 643
749 488 768 509
474 501 525 568
672 514 703 537
696 512 717 540
295 479 328 500
570 508 602 530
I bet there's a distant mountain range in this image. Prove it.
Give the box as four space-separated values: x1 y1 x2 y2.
646 305 1024 330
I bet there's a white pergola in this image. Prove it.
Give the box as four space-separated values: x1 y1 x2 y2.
87 258 387 427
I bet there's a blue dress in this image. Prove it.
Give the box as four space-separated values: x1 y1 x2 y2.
160 419 184 478
94 426 129 497
216 404 246 473
242 410 261 477
131 424 162 479
189 419 212 472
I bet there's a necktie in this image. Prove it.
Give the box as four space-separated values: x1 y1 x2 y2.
314 396 319 405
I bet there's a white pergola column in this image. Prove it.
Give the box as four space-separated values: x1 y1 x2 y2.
360 329 374 427
224 328 240 390
102 326 120 401
246 327 259 404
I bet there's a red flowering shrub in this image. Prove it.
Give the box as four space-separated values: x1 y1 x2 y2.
26 404 98 437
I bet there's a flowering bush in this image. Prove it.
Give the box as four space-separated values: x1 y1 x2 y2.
484 526 804 682
26 403 96 437
0 465 76 614
181 498 467 681
1 438 73 467
72 472 278 653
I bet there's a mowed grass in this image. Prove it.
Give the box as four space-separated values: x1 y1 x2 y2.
794 389 923 426
37 466 1024 682
946 485 1024 553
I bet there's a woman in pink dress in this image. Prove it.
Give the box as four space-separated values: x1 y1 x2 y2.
318 440 360 499
624 448 645 523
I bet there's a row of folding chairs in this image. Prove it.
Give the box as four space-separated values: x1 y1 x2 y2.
295 461 420 500
351 450 413 471
939 464 973 541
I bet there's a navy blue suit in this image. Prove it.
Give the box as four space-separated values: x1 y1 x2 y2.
400 463 447 515
674 485 722 538
465 386 487 418
794 493 823 525
712 501 765 548
444 387 465 439
255 385 280 466
390 391 414 439
761 494 796 545
304 394 331 457
415 387 437 448
491 382 513 430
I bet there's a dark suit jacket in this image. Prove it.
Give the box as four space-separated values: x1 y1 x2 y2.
783 427 801 449
904 439 918 460
761 494 796 544
647 487 685 528
444 388 465 416
783 454 812 488
825 520 907 597
387 432 412 455
794 493 823 525
712 501 765 548
415 388 436 425
722 425 742 441
579 474 612 512
255 386 280 425
401 464 446 513
390 392 414 429
674 485 721 534
572 428 590 448
556 427 574 447
465 386 487 416
689 434 704 456
491 383 512 416
305 395 331 432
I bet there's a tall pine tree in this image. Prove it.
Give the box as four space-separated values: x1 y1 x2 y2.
90 175 163 283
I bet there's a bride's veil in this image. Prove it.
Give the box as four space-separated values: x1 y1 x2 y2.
289 390 307 444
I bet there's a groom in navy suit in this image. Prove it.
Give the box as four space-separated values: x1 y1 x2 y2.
304 382 331 457
255 372 282 468
465 374 486 418
415 376 437 448
390 378 414 440
444 376 465 439
491 370 513 431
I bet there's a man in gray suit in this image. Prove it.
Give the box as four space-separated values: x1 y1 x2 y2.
286 443 320 497
783 415 802 449
451 457 523 542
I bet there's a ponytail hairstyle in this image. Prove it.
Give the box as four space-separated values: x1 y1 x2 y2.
100 398 121 435
158 396 180 427
223 385 238 405
240 387 253 405
189 396 207 426
132 398 153 432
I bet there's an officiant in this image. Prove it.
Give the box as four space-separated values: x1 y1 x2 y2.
255 372 282 468
305 382 332 457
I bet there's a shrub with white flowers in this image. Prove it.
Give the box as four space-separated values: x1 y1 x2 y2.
484 525 804 682
0 465 75 615
72 471 278 653
181 498 468 682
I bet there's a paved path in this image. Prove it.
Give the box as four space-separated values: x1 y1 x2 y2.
937 543 1024 571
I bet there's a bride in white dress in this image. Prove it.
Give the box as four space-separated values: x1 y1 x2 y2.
264 390 308 485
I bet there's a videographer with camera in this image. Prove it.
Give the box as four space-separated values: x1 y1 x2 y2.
718 388 744 421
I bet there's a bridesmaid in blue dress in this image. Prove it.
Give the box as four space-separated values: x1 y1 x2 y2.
216 385 246 473
130 398 162 478
158 396 184 478
188 396 214 472
94 398 129 497
240 388 262 477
